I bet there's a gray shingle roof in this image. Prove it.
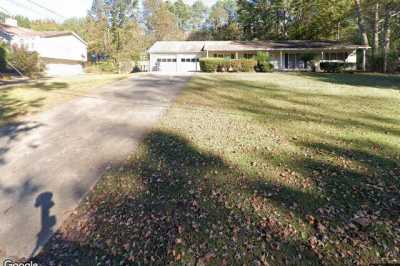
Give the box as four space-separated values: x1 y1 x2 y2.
148 41 206 53
148 40 369 53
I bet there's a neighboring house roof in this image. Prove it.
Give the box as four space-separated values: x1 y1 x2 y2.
0 23 87 46
149 40 369 53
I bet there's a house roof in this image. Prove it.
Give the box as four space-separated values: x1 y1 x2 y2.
149 40 369 53
148 41 206 53
0 23 87 45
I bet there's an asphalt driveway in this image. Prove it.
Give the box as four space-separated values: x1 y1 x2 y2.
0 73 192 260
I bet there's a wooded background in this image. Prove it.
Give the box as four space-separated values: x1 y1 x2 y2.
1 0 399 72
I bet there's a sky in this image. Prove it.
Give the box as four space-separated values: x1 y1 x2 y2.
0 0 216 22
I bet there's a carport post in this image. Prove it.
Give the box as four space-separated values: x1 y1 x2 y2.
362 49 366 72
206 50 209 58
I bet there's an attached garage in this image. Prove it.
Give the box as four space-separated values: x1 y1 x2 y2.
148 42 204 73
42 58 85 77
151 54 200 72
148 41 369 73
46 64 84 76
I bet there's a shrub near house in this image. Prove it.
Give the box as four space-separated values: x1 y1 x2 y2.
199 58 257 72
0 44 7 72
320 62 356 73
6 45 44 78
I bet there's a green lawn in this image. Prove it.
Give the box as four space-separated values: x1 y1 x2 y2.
35 73 400 265
0 74 130 127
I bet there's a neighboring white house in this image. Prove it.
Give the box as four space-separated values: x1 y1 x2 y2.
0 18 87 76
148 40 370 73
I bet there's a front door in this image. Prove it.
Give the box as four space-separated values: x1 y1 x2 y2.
284 53 297 69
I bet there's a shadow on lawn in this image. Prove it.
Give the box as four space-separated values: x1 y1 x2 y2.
33 130 400 264
33 130 319 265
32 75 399 264
299 73 400 90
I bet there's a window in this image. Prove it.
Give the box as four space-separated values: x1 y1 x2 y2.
172 59 177 62
231 54 235 59
244 54 254 59
181 58 185 62
213 54 223 58
157 59 161 62
191 58 197 62
161 58 167 62
185 58 191 62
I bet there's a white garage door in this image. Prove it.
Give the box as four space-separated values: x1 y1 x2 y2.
178 57 199 72
157 58 177 72
46 64 84 76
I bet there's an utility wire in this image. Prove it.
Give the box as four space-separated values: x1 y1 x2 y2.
25 0 67 20
0 6 10 15
3 0 67 20
3 0 52 19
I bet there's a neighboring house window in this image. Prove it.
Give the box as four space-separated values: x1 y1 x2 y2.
172 59 177 62
244 54 254 59
213 54 223 58
231 54 235 59
157 59 161 62
191 58 197 62
181 58 185 62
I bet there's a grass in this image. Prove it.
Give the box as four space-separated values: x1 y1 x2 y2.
34 72 400 265
0 74 130 127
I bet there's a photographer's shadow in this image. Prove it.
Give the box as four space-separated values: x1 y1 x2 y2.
30 192 56 258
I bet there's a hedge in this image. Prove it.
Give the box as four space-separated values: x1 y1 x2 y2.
199 58 223 72
320 62 356 73
199 58 257 72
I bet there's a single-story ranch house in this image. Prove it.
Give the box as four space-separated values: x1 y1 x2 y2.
148 40 370 72
0 18 87 76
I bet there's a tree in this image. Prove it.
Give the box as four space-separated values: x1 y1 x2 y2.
169 0 193 31
15 16 31 28
62 18 87 40
209 0 229 29
353 0 369 46
144 0 184 41
89 0 106 18
31 20 61 31
191 0 208 30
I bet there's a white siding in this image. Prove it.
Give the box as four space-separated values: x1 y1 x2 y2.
35 35 87 62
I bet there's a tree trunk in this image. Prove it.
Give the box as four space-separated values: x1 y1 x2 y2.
354 0 369 46
382 7 391 73
372 2 380 57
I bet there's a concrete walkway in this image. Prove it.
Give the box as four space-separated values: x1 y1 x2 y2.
0 73 192 260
